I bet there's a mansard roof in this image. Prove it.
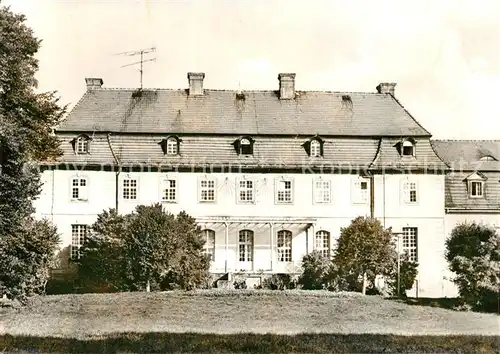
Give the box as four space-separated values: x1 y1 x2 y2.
431 140 500 172
57 88 431 137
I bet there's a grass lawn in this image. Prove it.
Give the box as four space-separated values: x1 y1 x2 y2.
1 290 499 353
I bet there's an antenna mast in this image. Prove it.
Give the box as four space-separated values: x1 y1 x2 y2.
115 46 156 89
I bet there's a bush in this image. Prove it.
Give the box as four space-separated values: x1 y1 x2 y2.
445 222 500 313
233 280 247 289
298 251 333 290
262 274 297 290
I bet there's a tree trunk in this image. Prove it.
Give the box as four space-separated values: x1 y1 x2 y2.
146 280 150 292
362 272 367 295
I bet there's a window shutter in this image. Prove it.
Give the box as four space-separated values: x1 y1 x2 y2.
319 139 324 157
80 178 88 201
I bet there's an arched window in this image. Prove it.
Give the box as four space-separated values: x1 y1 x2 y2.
72 134 91 155
310 140 321 157
315 230 330 258
166 137 178 155
239 230 253 262
277 230 292 262
402 140 414 156
240 138 253 155
201 229 215 261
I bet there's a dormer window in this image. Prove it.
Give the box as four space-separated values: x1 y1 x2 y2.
465 172 487 198
310 140 321 157
72 134 91 155
479 155 497 162
233 136 254 155
159 136 181 155
395 138 416 157
402 140 414 156
303 137 324 157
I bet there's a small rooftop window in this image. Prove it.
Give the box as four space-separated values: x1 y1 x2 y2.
159 136 181 155
479 155 497 162
234 136 254 155
72 134 91 155
402 140 414 156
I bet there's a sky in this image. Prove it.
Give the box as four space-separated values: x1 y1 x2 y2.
3 0 500 139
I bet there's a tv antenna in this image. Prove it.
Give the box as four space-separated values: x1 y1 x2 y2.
115 46 156 89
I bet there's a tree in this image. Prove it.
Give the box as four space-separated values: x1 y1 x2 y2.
0 3 66 301
445 222 500 312
334 217 395 295
78 204 211 292
0 219 60 302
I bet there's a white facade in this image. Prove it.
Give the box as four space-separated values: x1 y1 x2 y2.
34 168 453 297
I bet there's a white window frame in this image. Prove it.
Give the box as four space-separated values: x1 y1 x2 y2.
352 178 369 204
275 178 293 204
238 230 253 262
160 178 177 202
315 230 330 258
76 137 89 154
70 176 88 201
310 139 321 157
202 229 215 261
401 227 418 262
469 180 484 198
237 178 255 204
198 177 216 203
401 179 418 204
313 179 331 204
71 224 88 259
122 177 138 201
277 230 292 262
166 137 178 155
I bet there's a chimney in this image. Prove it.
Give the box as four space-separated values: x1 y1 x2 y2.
376 82 396 96
187 72 205 96
278 73 296 100
85 78 103 90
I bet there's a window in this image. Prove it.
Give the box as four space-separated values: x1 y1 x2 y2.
71 177 88 201
234 136 254 155
479 155 497 162
315 231 330 258
469 181 483 198
199 179 216 202
123 178 138 200
352 179 369 204
277 230 292 262
310 140 321 157
71 224 88 259
161 179 177 202
240 138 252 155
401 227 418 262
76 137 89 154
402 180 418 204
276 179 293 204
402 140 414 156
239 230 253 262
314 180 331 203
304 137 324 157
159 136 181 155
202 229 215 261
238 179 254 203
166 138 178 155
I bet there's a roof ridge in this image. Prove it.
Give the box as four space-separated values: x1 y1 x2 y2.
80 87 382 95
431 139 500 142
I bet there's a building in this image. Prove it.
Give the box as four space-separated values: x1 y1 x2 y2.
431 140 500 297
34 72 453 297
